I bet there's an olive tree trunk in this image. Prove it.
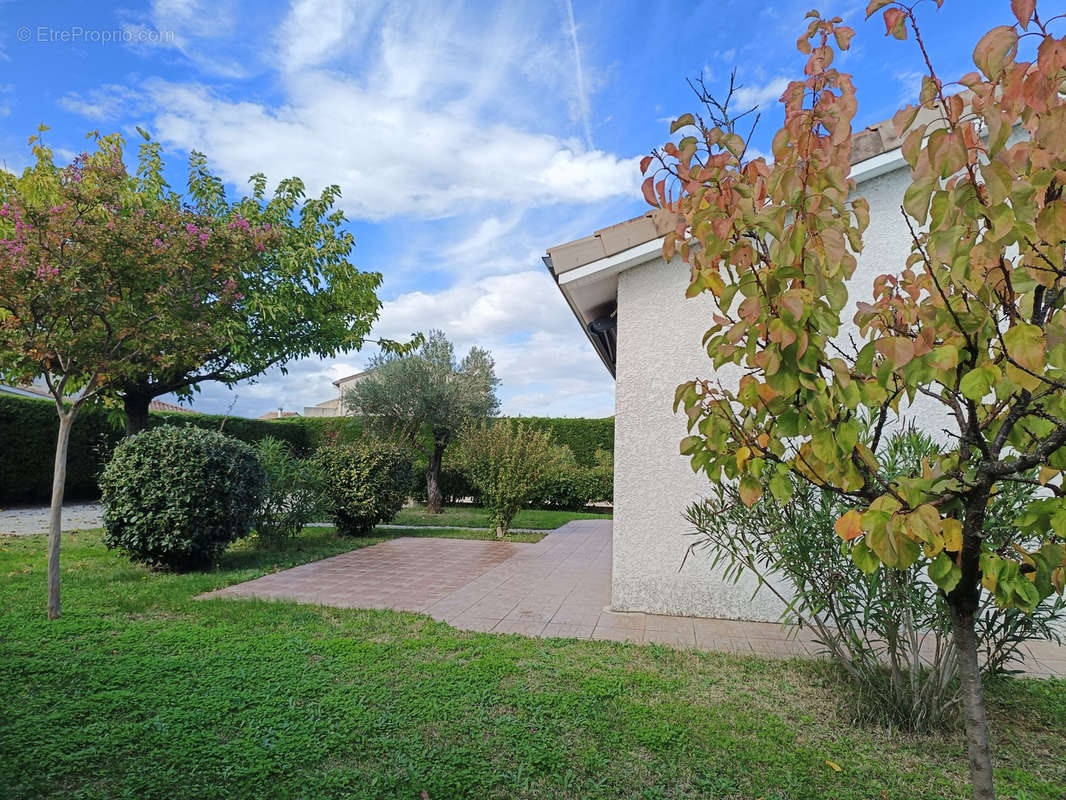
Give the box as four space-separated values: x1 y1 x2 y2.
47 411 74 620
425 443 445 514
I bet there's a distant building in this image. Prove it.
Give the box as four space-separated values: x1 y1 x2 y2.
258 409 301 420
302 370 375 417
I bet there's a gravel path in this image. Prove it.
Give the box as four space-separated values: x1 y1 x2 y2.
0 503 103 536
0 503 539 536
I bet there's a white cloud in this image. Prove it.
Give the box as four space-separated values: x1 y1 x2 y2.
133 70 639 220
57 85 141 121
732 76 791 110
63 0 641 221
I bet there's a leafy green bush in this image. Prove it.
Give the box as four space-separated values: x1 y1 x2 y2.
685 427 1064 732
100 425 267 570
251 437 326 546
316 440 412 536
528 447 613 509
457 421 565 536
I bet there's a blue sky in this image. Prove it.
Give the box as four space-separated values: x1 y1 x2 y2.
0 0 1003 418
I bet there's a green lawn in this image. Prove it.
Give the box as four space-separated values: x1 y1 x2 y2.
391 505 611 529
2 528 1064 800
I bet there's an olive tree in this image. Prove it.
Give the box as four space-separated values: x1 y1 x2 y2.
643 2 1065 798
346 330 499 512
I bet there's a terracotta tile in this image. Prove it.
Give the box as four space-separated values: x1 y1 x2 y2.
540 622 596 639
591 626 643 644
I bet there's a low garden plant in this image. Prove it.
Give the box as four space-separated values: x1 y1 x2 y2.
99 425 267 570
316 439 412 535
250 437 326 546
456 420 564 537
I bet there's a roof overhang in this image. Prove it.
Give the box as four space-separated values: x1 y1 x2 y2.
544 148 909 378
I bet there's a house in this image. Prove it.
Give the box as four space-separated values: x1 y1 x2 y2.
302 369 374 417
544 109 961 622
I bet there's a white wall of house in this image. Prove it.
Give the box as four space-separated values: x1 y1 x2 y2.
610 159 954 620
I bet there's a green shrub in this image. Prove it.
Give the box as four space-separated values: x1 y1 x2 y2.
100 425 267 570
528 447 613 509
316 440 412 536
457 421 565 536
685 427 1065 732
251 437 326 546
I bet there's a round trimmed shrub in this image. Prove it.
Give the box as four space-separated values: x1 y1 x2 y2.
316 440 413 536
100 425 267 570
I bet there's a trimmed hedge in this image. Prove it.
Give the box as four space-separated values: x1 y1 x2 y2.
513 417 613 467
0 394 343 505
0 392 614 506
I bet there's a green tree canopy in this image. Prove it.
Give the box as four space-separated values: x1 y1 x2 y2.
117 129 388 432
346 329 499 512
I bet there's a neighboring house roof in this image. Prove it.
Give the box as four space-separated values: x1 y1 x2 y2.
332 367 376 388
0 382 53 401
150 400 194 414
544 105 944 376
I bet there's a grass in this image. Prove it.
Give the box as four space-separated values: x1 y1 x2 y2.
2 528 1064 800
390 505 611 530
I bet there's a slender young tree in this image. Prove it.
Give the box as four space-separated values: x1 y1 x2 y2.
0 130 270 618
644 3 1065 798
346 330 499 513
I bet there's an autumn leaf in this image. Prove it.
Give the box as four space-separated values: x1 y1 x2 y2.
972 25 1018 79
1003 324 1046 375
834 510 864 542
875 336 915 367
739 475 762 508
1011 0 1035 29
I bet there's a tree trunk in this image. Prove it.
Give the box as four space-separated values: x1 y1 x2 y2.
949 488 996 800
123 391 151 435
949 601 996 800
425 444 445 514
47 412 74 620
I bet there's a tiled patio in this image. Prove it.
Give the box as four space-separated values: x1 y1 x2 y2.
202 520 1066 678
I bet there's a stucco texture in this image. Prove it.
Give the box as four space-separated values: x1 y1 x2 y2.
611 162 953 621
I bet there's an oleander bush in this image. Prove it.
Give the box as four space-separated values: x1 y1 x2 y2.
316 440 413 536
685 428 1065 732
251 437 327 546
100 425 267 570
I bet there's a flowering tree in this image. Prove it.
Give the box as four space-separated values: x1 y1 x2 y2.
643 2 1066 798
117 132 388 433
0 130 272 618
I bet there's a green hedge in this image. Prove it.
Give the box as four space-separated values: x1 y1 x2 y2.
0 394 613 506
0 394 344 505
513 417 613 466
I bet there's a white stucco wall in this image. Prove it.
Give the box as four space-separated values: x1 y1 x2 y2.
611 160 954 620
